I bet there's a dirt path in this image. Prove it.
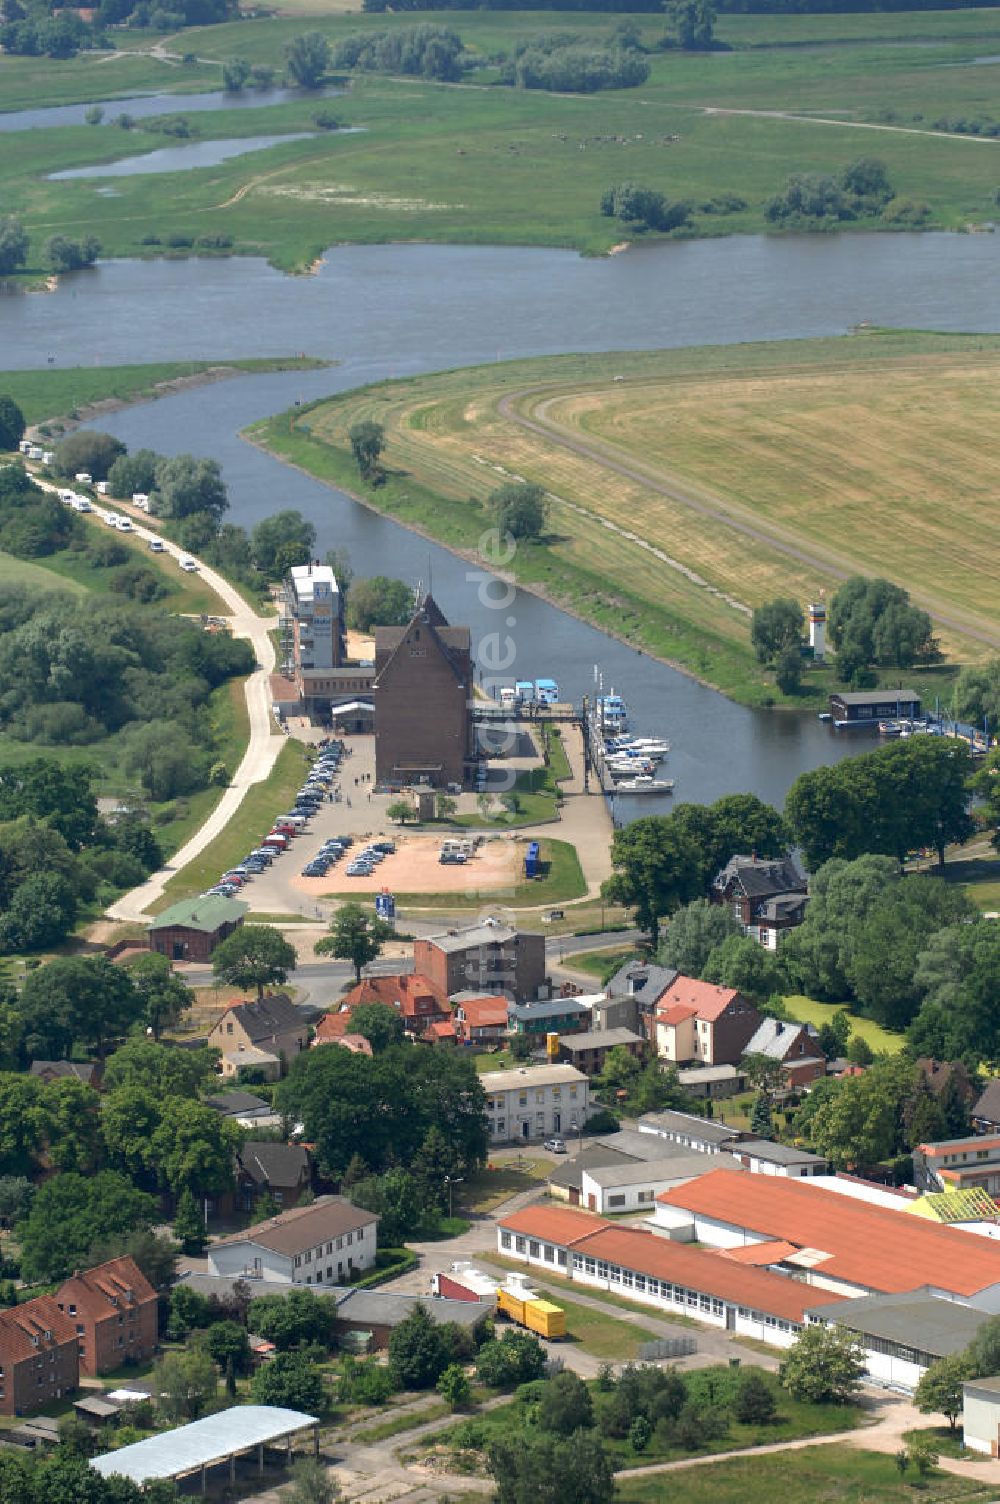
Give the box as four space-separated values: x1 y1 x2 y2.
702 104 1000 145
498 387 1000 652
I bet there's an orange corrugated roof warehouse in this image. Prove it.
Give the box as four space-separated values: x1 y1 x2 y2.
657 1168 1000 1299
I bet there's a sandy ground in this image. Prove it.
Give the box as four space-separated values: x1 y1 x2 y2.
292 832 520 896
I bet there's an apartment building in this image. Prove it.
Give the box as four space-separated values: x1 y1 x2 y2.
55 1256 158 1377
480 1063 590 1144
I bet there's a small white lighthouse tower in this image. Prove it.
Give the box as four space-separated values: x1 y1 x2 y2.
809 601 827 663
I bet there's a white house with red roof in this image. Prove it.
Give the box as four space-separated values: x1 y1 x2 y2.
654 976 761 1066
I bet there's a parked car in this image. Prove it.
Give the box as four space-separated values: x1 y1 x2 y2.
543 1138 567 1154
179 557 199 573
149 538 165 553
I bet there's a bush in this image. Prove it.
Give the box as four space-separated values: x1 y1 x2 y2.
475 1329 546 1389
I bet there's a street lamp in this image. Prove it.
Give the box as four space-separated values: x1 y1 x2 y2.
443 1175 464 1220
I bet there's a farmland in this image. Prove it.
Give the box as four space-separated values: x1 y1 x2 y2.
250 329 1000 704
2 10 1000 271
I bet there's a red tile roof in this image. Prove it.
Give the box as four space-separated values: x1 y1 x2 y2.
56 1256 156 1321
573 1226 837 1324
341 974 447 1020
658 1168 1000 1298
458 997 510 1030
428 1019 457 1040
659 976 741 1023
500 1204 608 1246
0 1295 77 1363
713 1240 801 1266
313 1009 353 1043
658 1003 696 1027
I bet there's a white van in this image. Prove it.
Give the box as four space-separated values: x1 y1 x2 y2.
179 557 198 573
149 538 165 553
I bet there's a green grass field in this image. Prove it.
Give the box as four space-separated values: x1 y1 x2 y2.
252 330 994 705
617 1447 993 1504
782 995 905 1054
568 946 640 980
1 357 324 429
4 10 1000 271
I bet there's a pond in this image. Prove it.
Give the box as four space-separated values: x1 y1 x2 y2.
47 132 318 179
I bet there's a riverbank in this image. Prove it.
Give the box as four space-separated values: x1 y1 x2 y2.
3 9 1000 273
246 329 992 708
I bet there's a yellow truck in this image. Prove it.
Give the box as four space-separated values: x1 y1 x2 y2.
497 1284 567 1340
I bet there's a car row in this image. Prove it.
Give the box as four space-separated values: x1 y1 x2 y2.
345 839 395 877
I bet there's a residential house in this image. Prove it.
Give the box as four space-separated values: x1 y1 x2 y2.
372 594 475 789
676 1064 748 1101
315 974 449 1039
509 996 594 1039
415 920 546 1004
915 1058 976 1108
497 1204 841 1349
726 1139 829 1178
600 962 678 1040
207 995 308 1081
0 1297 79 1416
653 977 761 1067
711 854 808 949
203 1091 275 1122
207 1197 378 1286
54 1257 158 1378
973 1081 1000 1135
479 1063 591 1144
913 1134 1000 1197
654 1166 1000 1306
807 1290 992 1394
29 1061 100 1088
147 895 247 964
452 994 510 1046
742 1017 826 1091
231 1143 313 1216
559 1027 644 1077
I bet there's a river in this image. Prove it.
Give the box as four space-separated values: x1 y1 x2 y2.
2 231 998 809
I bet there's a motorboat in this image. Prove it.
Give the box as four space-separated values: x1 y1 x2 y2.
615 775 674 794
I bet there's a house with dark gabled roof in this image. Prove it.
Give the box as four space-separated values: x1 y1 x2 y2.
743 1017 826 1091
30 1060 101 1088
372 594 474 789
230 1142 313 1216
599 962 678 1040
207 995 308 1080
711 854 808 949
973 1080 1000 1135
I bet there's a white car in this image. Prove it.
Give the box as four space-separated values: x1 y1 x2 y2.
148 538 165 553
179 557 198 573
116 518 133 533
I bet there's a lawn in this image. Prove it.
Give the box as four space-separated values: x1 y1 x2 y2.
617 1446 994 1504
5 10 1000 280
549 1296 663 1361
251 330 999 706
149 737 310 909
782 995 905 1055
457 1161 551 1215
568 947 640 982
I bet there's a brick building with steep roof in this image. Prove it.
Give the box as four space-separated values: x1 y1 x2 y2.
54 1256 158 1377
313 973 449 1042
0 1296 79 1415
372 594 475 789
207 994 308 1079
654 976 761 1066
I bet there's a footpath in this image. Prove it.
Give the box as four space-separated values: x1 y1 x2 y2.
28 470 285 922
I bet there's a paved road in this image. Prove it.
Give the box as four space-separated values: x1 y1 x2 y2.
28 472 287 923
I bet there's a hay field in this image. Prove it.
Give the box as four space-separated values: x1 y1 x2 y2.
296 332 1000 669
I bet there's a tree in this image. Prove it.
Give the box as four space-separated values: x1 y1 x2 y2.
350 1001 405 1053
538 1370 594 1435
603 815 705 947
487 1431 615 1504
0 870 78 953
386 799 414 825
775 645 803 695
345 577 414 631
17 1171 156 1283
475 1330 546 1389
733 1369 777 1424
388 1303 452 1389
102 1038 218 1097
126 951 192 1039
437 1362 472 1411
778 1324 865 1404
152 1099 242 1200
152 453 228 521
251 510 316 578
658 899 741 975
317 903 394 983
348 420 385 480
43 235 100 274
702 933 784 1003
601 182 691 233
488 482 548 541
21 954 142 1059
212 924 297 1000
222 55 251 91
0 396 26 452
285 31 330 88
751 598 803 665
796 1055 917 1167
840 156 894 206
200 1319 252 1377
914 1354 970 1431
749 1090 774 1139
436 793 457 820
252 1351 326 1411
966 1314 1000 1379
671 0 715 48
36 1076 103 1174
156 1346 218 1423
283 1456 340 1504
248 1288 336 1352
828 575 937 670
53 430 125 483
0 217 29 276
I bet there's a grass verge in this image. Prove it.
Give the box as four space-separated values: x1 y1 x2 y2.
782 995 905 1055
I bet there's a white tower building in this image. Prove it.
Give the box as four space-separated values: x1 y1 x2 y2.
809 601 826 663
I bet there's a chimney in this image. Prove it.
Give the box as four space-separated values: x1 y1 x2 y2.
776 1020 784 1034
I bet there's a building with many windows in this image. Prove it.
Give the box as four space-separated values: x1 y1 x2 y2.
207 1197 378 1286
415 920 546 1004
0 1297 79 1416
480 1063 590 1144
55 1257 158 1378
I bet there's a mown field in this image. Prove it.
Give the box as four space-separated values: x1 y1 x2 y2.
2 9 1000 268
250 329 998 703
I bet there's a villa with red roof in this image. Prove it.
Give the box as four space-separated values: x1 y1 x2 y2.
496 1202 841 1348
654 977 761 1066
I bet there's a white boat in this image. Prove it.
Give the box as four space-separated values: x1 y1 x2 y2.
615 775 674 794
625 738 670 755
607 761 656 779
598 692 628 733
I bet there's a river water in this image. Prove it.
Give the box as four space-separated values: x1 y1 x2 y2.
48 132 317 179
2 231 999 809
0 84 342 132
